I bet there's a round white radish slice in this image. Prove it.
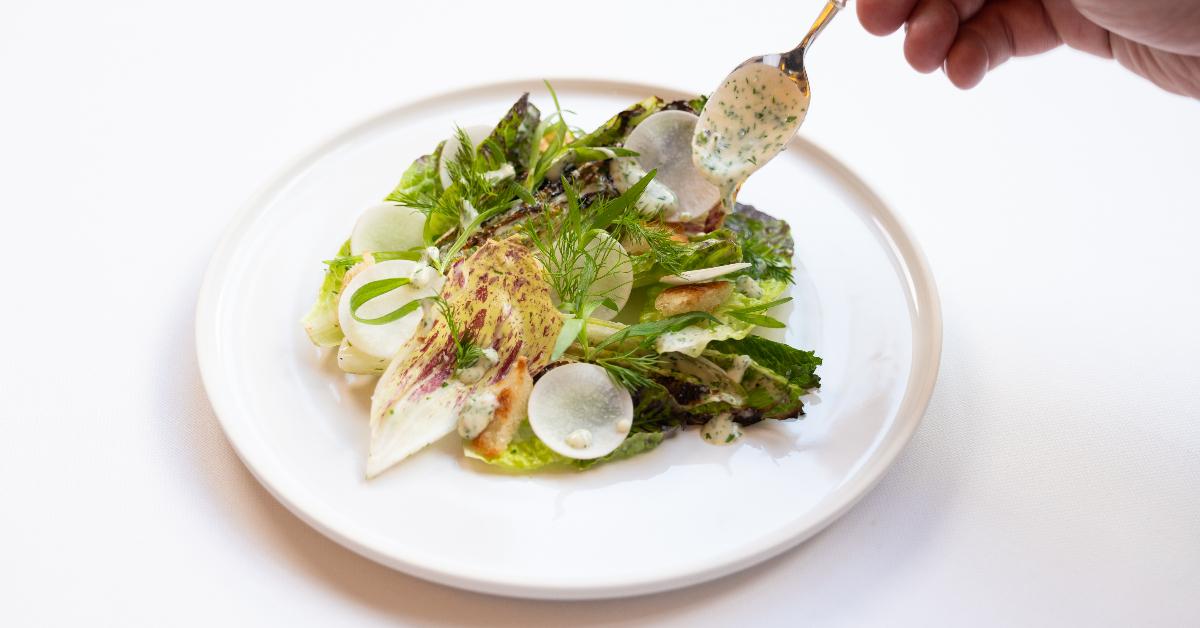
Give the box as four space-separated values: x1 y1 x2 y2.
528 363 634 460
350 202 425 255
438 124 494 190
581 231 633 320
549 231 633 320
660 262 751 285
611 110 721 223
337 260 442 361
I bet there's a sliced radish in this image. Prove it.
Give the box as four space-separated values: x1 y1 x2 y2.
550 231 632 320
610 110 720 223
660 262 751 285
350 202 425 255
582 231 633 319
337 260 442 361
528 363 634 460
438 124 494 190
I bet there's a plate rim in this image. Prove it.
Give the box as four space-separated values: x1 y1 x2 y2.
194 77 943 600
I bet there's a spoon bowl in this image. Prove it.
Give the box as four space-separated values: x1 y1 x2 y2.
692 0 846 209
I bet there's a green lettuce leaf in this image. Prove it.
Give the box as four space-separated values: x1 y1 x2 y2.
467 422 664 471
640 278 789 357
385 143 443 204
301 239 352 347
467 422 563 471
576 431 664 469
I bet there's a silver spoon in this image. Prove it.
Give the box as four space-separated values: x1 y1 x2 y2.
692 0 847 208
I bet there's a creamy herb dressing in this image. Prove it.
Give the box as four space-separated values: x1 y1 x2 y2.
482 162 515 183
456 347 499 385
701 412 743 444
735 275 764 299
693 62 809 210
409 264 439 290
418 298 436 332
726 355 753 384
457 390 499 439
611 155 678 216
663 352 733 386
564 428 593 449
655 325 711 356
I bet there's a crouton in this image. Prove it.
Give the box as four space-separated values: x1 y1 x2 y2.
654 281 733 316
469 356 533 458
340 252 376 290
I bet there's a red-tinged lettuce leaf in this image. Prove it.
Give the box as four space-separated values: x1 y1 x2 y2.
367 238 561 478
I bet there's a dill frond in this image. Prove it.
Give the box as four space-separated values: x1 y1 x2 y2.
609 213 691 276
433 295 483 372
595 353 660 392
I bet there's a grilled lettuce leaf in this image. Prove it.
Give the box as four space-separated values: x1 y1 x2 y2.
478 93 541 178
709 334 821 391
725 203 795 284
630 346 816 428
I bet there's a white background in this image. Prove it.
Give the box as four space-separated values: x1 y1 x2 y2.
1 0 1197 626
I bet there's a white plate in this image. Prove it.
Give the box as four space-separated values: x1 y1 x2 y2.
195 79 941 599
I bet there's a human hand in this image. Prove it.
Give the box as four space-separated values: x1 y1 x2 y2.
857 0 1200 97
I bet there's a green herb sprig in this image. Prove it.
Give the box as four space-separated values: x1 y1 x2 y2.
584 310 720 391
433 295 483 371
390 126 527 271
727 297 792 329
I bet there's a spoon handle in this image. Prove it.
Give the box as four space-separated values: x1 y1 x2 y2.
797 0 846 53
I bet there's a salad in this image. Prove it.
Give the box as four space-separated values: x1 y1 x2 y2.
302 86 821 478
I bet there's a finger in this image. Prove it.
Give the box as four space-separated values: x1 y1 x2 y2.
858 0 920 36
944 29 991 88
1110 34 1200 97
903 0 966 73
944 0 1063 88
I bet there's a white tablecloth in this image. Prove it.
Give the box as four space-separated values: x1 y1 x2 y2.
3 1 1197 625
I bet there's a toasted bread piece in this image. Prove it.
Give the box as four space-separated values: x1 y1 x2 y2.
654 281 733 317
340 252 376 290
469 356 533 458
